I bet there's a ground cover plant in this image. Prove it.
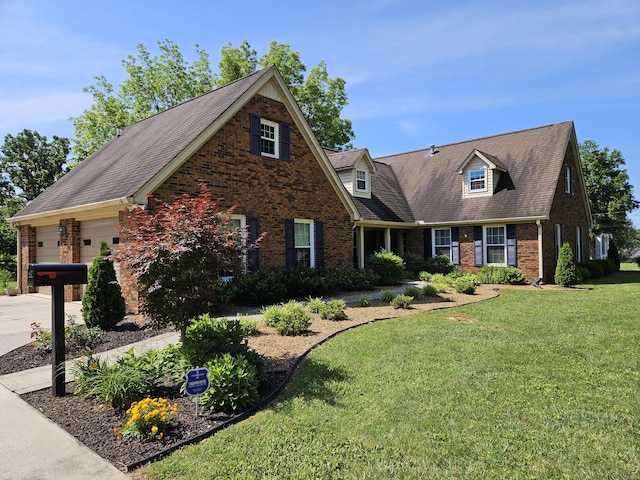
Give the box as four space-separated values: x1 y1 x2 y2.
139 272 640 479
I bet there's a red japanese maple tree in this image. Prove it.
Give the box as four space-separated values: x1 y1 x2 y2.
114 183 262 342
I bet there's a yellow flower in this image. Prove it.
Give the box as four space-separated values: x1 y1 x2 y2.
151 425 158 434
158 432 164 440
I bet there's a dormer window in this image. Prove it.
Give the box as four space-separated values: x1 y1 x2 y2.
469 169 487 192
356 169 368 192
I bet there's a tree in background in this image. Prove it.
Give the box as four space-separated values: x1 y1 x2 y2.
72 39 354 160
113 184 262 343
0 130 70 274
580 140 638 246
82 241 126 330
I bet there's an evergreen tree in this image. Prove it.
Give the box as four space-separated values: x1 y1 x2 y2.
554 242 577 287
82 241 126 330
607 240 621 272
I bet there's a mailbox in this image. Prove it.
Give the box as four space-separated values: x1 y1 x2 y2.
28 263 88 287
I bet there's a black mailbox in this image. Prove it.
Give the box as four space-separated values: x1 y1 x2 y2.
28 263 88 287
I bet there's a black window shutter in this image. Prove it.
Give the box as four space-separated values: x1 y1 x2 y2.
506 224 517 267
473 226 483 267
451 227 460 265
248 216 260 272
423 228 432 258
554 224 559 261
250 114 261 155
280 123 290 161
285 219 295 268
315 220 324 268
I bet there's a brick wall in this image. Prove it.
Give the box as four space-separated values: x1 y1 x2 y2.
152 94 354 270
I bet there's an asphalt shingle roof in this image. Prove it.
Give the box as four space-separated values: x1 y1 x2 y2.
14 68 272 218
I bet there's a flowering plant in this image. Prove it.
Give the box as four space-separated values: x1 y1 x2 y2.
116 397 178 441
30 322 52 352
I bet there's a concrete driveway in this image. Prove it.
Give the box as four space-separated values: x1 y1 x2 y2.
0 294 83 356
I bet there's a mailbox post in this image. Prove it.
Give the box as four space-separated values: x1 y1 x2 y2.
28 264 88 397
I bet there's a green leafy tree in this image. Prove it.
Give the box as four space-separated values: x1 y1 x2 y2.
580 140 639 243
73 39 354 159
72 39 215 160
113 184 262 343
0 129 70 202
554 242 577 287
82 241 126 330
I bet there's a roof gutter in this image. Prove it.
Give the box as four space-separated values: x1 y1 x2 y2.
415 215 549 228
7 197 135 227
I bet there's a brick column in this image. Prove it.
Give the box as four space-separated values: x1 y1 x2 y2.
59 219 82 301
20 225 37 293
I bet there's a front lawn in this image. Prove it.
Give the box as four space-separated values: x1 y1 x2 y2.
137 272 640 479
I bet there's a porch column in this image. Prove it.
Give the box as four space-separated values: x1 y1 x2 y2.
358 225 365 269
384 228 391 252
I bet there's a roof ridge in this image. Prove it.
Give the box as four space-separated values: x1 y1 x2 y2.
374 121 573 161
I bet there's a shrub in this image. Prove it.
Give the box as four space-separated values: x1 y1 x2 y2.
320 299 348 320
402 253 426 279
607 241 621 271
199 353 260 413
82 241 126 330
0 269 10 290
357 295 370 307
476 266 526 285
578 260 604 279
117 397 178 441
182 314 249 366
418 271 432 282
72 354 157 409
380 290 395 303
403 285 422 297
598 258 615 275
390 294 413 309
555 242 577 287
30 315 103 353
454 275 477 294
262 301 311 336
366 249 405 285
422 284 439 297
424 255 454 274
576 265 591 283
430 273 451 286
226 269 288 306
306 296 325 313
238 317 261 336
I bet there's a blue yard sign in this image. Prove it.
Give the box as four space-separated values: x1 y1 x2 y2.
185 367 209 416
185 367 209 396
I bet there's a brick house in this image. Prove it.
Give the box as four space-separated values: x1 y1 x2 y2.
9 66 591 310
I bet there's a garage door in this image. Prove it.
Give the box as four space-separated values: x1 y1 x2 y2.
80 218 120 264
35 225 61 295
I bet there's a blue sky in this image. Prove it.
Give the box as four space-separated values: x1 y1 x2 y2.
2 0 639 225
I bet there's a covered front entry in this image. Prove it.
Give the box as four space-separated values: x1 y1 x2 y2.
354 224 410 268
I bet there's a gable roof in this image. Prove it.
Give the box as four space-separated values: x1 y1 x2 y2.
353 162 414 223
325 147 376 173
456 149 507 174
374 121 582 225
11 67 361 224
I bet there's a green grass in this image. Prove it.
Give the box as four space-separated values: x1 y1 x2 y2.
141 271 640 479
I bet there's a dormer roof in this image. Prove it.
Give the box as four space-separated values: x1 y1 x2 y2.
456 149 507 174
326 147 376 173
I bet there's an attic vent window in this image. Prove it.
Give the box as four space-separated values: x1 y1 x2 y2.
469 169 487 192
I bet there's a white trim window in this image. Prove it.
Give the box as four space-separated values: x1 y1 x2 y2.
469 169 487 192
260 119 279 158
355 169 368 192
221 214 246 280
485 226 506 265
433 228 451 258
294 219 314 268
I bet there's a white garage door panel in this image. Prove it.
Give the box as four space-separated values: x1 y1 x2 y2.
80 218 120 264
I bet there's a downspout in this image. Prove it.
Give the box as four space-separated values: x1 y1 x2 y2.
536 220 543 280
13 224 21 293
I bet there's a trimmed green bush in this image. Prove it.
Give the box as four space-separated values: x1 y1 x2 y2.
305 296 325 313
402 253 426 279
390 294 413 309
424 255 455 274
554 242 577 287
454 275 477 294
357 295 370 307
418 271 432 282
578 260 604 279
403 285 422 297
476 266 526 285
380 290 395 303
366 249 405 285
82 241 126 330
422 284 439 297
200 353 259 413
320 299 348 320
607 241 621 271
262 301 311 336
